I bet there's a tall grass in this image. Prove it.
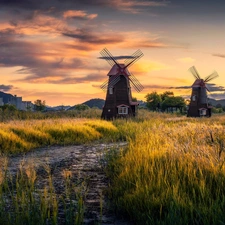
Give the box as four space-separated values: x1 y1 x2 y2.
0 160 85 225
107 113 225 225
0 118 122 154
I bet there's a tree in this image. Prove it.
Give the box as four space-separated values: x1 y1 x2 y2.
161 96 186 113
74 104 90 111
132 96 138 102
145 91 161 111
34 99 46 111
160 91 174 101
0 104 17 111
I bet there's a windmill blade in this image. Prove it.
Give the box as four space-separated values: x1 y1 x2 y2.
108 75 121 87
204 71 219 83
100 79 109 91
188 66 201 79
129 73 144 92
100 48 121 68
124 49 144 69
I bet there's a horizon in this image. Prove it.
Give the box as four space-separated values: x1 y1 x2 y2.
0 0 225 106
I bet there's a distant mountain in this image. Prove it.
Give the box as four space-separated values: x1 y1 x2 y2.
208 98 225 107
68 98 105 110
82 98 105 109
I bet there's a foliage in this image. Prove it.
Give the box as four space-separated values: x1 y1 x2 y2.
145 91 161 111
34 99 46 111
0 108 102 122
161 96 186 112
145 91 186 113
0 104 17 111
212 107 224 113
73 104 90 111
160 91 174 101
107 113 225 225
0 161 85 225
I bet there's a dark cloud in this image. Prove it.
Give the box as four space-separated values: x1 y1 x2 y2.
212 53 225 58
206 83 225 92
144 84 169 89
62 29 124 44
170 84 225 92
99 56 136 60
0 0 169 14
170 86 191 89
0 84 13 91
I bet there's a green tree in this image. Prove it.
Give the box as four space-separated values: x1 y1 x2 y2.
161 96 186 113
0 104 17 111
160 91 174 101
75 104 90 111
145 91 161 111
34 99 46 111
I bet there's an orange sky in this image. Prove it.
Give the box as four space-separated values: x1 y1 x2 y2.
0 0 225 106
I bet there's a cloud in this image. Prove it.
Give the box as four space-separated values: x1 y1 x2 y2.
206 83 225 92
170 86 191 89
0 84 14 91
212 53 225 58
208 92 225 100
144 84 169 89
63 10 97 20
0 0 169 14
62 28 125 45
170 84 225 93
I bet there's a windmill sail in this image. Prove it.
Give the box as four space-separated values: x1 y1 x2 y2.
124 49 143 69
189 66 201 79
129 73 144 92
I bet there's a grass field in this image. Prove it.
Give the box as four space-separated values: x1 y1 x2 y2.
1 109 225 224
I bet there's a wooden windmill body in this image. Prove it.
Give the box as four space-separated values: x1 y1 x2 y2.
187 66 219 117
100 48 144 120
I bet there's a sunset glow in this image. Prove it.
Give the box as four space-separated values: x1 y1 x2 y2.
0 0 225 106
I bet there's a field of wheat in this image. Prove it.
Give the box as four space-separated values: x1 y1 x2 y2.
1 110 225 224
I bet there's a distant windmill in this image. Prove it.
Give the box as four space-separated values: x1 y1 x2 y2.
187 66 219 117
100 48 144 120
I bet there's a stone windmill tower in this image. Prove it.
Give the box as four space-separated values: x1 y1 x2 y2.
100 48 144 120
187 66 219 117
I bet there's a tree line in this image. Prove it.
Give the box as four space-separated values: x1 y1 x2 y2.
145 91 186 113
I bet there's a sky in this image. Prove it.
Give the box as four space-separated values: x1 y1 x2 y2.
0 0 225 106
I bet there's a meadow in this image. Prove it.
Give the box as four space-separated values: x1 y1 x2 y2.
1 109 225 224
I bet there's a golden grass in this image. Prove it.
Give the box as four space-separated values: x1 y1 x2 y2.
0 118 121 154
107 112 225 225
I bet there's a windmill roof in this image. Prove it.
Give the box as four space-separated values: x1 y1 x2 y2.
130 101 139 105
192 79 206 88
107 64 131 76
117 104 129 108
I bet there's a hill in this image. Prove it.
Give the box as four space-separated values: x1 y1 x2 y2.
68 98 105 110
208 98 225 107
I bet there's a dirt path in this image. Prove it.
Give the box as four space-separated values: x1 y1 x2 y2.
6 142 130 225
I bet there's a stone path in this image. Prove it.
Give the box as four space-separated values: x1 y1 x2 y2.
6 142 131 225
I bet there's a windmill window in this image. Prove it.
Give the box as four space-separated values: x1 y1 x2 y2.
199 108 207 116
109 87 113 94
118 106 128 115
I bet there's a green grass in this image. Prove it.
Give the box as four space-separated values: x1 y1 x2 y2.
0 159 85 225
106 112 225 225
1 110 225 224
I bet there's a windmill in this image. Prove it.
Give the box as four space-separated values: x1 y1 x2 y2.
187 66 219 117
100 48 144 120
